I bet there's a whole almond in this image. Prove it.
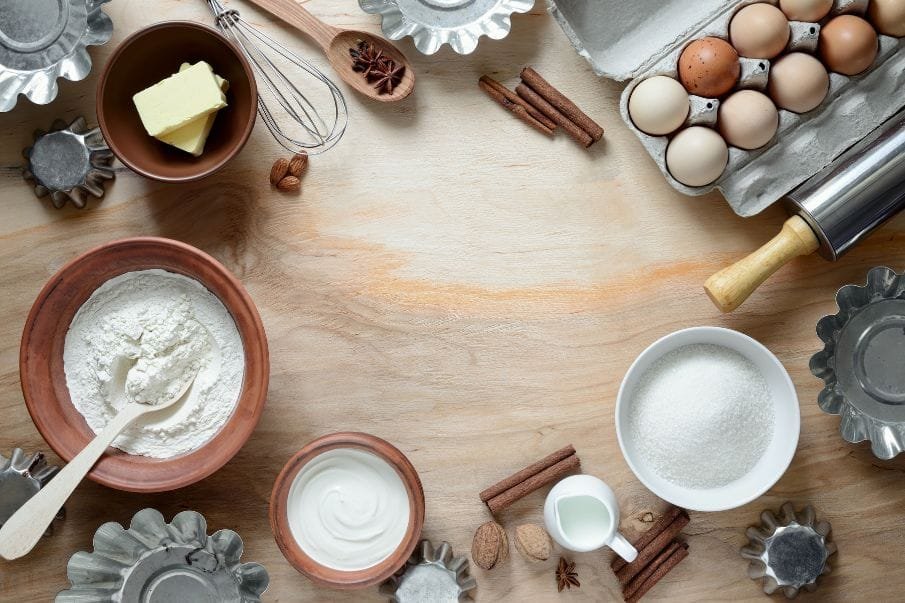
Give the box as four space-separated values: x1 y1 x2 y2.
288 152 308 178
276 176 301 192
270 158 290 186
472 521 509 570
514 523 551 562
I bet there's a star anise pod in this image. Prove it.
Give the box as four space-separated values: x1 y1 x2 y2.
349 40 383 76
556 557 580 592
369 58 405 95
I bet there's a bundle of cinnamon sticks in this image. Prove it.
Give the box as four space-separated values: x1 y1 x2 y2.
479 67 604 148
479 445 581 514
612 505 690 603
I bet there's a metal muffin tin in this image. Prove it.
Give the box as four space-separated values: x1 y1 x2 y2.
0 0 113 112
57 508 269 603
741 501 835 598
359 0 534 55
812 266 905 459
0 449 62 533
23 116 115 209
380 539 477 602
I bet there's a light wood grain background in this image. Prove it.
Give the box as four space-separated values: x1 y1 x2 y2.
2 1 905 601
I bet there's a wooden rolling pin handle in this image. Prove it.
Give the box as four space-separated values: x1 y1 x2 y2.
704 215 820 313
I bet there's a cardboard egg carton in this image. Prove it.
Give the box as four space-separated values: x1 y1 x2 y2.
549 0 905 217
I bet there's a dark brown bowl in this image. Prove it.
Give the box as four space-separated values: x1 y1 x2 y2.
97 21 257 182
20 237 269 492
270 432 425 590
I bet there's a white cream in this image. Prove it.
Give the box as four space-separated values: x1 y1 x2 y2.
286 448 410 571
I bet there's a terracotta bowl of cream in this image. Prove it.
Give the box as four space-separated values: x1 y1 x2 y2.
270 432 425 589
97 21 257 182
20 237 269 493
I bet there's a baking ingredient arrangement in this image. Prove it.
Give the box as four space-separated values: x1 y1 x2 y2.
1 0 905 600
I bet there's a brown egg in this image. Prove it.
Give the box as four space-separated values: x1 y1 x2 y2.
730 3 790 59
820 15 879 75
869 0 905 37
779 0 833 22
678 37 741 97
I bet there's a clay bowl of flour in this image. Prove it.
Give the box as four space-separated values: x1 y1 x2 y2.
270 432 425 589
20 237 268 493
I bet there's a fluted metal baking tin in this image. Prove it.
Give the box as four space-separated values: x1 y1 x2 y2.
741 501 835 598
380 540 477 602
811 267 905 460
23 116 115 209
0 0 113 112
56 508 269 603
0 449 61 531
359 0 534 55
549 0 905 217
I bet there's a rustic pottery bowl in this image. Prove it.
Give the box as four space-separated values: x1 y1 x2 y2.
270 432 425 589
20 237 269 493
96 21 257 182
615 326 800 512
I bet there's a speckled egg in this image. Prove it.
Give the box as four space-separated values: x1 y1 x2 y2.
779 0 833 22
820 15 879 75
678 37 741 98
730 3 790 59
718 90 779 150
869 0 905 37
768 52 829 113
666 127 729 187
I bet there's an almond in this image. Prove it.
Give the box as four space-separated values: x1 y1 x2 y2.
472 521 509 570
288 152 308 178
270 158 290 186
514 523 551 562
276 175 301 192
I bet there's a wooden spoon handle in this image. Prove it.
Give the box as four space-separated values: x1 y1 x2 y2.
0 405 143 561
244 0 340 50
704 215 820 313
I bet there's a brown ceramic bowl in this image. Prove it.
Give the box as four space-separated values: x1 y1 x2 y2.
20 237 269 492
97 21 257 182
270 432 425 589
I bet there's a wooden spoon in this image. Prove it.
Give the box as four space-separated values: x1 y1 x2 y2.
0 376 196 561
246 0 415 102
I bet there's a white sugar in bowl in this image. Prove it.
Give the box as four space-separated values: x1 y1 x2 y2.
615 326 800 512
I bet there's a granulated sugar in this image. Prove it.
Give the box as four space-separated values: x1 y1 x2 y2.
627 343 774 489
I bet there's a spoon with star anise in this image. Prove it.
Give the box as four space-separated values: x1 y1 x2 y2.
245 0 415 102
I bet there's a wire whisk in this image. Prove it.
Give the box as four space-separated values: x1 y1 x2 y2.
208 0 347 155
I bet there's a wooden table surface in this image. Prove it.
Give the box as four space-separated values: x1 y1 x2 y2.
2 2 905 601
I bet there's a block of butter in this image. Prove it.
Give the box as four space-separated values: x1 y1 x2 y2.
132 61 227 138
157 63 230 156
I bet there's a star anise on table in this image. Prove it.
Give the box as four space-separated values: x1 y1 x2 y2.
556 557 580 592
369 57 405 95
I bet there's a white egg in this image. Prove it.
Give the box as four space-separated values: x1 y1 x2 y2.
628 76 690 136
666 127 729 187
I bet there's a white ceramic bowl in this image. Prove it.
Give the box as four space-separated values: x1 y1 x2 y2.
615 326 800 512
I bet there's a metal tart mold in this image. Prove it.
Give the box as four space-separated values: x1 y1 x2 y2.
380 539 477 602
0 0 113 112
0 448 62 534
741 501 835 598
56 508 269 602
23 116 115 209
358 0 534 55
811 266 905 459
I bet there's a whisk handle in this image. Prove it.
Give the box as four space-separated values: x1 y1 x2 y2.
244 0 339 49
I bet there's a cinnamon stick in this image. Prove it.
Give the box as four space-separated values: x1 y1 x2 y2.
480 445 576 502
612 506 685 574
515 83 593 148
479 79 553 136
624 544 688 603
485 454 581 514
479 75 557 131
622 540 684 600
615 512 689 585
520 67 604 142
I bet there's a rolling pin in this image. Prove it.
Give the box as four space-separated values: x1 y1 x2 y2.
705 107 905 312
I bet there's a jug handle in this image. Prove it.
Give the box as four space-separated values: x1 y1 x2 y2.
610 531 638 563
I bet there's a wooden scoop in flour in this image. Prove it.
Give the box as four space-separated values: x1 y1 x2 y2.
705 108 905 313
0 376 196 560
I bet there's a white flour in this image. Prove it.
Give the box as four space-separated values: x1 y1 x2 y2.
63 269 244 458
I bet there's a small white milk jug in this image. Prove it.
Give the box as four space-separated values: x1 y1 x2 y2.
543 475 637 562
